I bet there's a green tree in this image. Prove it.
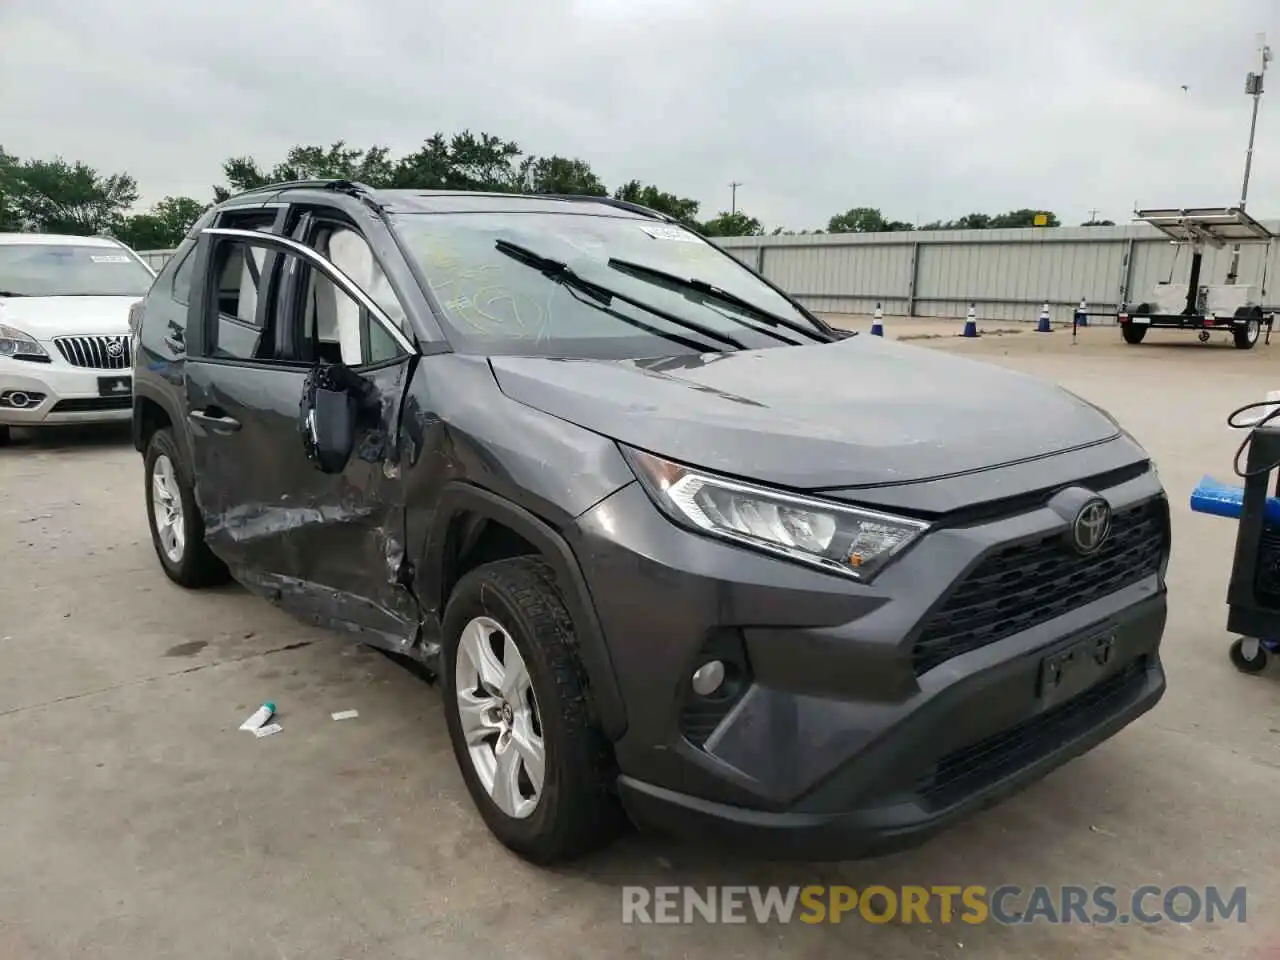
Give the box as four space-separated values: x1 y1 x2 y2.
1 154 138 235
0 147 23 231
1082 218 1115 227
117 196 209 250
215 141 400 200
989 208 1059 228
699 211 764 237
515 155 607 196
827 206 913 233
612 180 701 226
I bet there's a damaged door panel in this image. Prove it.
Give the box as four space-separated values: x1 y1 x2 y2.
184 226 421 651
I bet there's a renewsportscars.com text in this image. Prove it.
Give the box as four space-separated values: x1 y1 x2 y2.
621 884 1248 926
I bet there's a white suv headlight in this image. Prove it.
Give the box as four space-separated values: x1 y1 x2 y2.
0 323 49 361
623 446 929 581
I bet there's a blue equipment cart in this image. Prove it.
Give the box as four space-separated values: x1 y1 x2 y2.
1190 414 1280 673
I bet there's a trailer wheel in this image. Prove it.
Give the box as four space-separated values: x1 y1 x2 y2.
1233 306 1263 350
1121 323 1148 344
1230 637 1269 674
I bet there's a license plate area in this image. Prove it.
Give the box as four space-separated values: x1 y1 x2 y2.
1131 316 1150 324
1038 628 1117 708
98 375 132 397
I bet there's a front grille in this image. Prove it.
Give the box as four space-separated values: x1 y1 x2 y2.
912 499 1167 676
53 335 132 370
915 658 1147 806
51 397 131 412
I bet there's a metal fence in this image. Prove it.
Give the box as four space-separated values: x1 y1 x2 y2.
137 250 175 272
139 218 1280 324
717 222 1280 323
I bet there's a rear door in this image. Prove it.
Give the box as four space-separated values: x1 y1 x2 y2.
182 214 421 648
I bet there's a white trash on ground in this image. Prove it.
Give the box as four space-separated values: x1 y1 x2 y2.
239 701 276 732
331 710 359 721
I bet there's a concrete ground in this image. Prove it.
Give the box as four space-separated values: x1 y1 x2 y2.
3 321 1280 958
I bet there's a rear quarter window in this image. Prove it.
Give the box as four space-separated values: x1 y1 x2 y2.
152 240 197 314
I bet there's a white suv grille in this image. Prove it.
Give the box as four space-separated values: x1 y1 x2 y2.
54 335 132 370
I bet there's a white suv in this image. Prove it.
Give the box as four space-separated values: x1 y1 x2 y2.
0 233 156 445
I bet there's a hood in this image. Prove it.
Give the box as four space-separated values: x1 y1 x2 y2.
489 337 1120 490
0 296 138 338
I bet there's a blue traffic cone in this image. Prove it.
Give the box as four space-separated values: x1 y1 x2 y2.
962 303 979 337
870 302 884 336
1075 298 1088 327
1036 302 1053 333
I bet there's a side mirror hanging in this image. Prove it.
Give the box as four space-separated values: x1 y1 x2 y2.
299 363 373 474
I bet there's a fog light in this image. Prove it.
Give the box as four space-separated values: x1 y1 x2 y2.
691 660 726 696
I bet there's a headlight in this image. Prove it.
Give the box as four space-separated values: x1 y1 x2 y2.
0 323 49 361
622 446 929 581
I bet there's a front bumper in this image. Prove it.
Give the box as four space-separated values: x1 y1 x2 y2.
0 350 132 426
569 464 1168 858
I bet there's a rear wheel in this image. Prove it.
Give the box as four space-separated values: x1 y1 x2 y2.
441 556 624 864
144 428 229 587
1233 306 1263 350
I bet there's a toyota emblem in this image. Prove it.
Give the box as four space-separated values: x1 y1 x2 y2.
1071 498 1112 555
107 339 124 358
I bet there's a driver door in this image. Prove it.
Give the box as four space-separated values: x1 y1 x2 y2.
182 222 421 648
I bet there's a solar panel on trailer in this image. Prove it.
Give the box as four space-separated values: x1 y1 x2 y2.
1133 206 1275 243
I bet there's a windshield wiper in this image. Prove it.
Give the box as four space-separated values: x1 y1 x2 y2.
0 290 29 297
494 240 746 350
606 258 832 343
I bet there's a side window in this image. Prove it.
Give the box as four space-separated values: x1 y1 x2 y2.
298 268 406 366
206 238 275 361
319 226 411 336
201 232 409 367
170 246 196 303
146 240 195 313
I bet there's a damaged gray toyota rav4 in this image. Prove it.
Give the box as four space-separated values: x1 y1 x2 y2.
131 181 1169 865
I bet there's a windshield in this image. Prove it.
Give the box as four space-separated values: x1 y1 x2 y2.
0 243 155 297
391 211 829 359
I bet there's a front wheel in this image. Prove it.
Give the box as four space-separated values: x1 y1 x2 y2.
0 425 10 447
143 428 229 588
441 556 624 864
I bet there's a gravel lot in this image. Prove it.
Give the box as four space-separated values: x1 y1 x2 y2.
2 319 1279 959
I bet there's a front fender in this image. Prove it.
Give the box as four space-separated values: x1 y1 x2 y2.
419 481 628 741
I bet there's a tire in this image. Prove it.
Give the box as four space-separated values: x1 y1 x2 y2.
143 428 229 588
1121 323 1147 345
441 556 624 864
0 425 10 446
1230 637 1268 674
1233 307 1263 350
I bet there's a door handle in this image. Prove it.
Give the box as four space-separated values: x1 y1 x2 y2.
163 335 185 354
189 409 241 432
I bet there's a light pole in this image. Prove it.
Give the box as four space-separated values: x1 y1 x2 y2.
730 181 743 216
1227 33 1272 283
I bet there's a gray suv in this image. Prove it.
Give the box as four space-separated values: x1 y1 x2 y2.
130 181 1169 864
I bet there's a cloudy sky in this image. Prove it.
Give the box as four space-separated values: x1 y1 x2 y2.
1 0 1277 230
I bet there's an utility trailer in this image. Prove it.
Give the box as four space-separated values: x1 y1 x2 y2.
1118 206 1275 350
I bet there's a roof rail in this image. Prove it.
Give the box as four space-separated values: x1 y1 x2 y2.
226 178 376 201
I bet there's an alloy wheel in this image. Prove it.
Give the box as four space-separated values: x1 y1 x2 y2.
454 615 546 819
151 454 185 564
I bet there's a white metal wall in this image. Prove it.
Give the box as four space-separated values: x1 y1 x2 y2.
718 222 1280 323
